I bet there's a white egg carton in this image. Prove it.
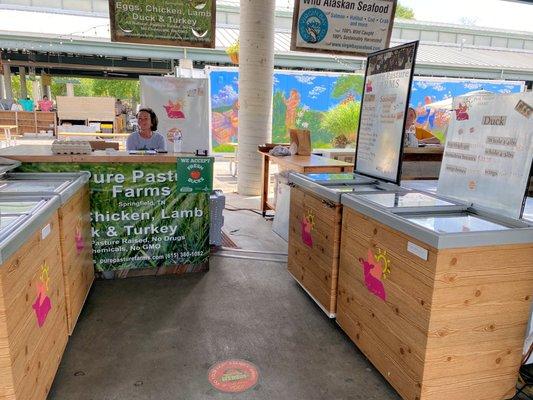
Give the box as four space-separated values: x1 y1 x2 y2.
51 140 92 155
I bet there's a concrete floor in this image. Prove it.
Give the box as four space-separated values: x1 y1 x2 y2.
48 167 403 400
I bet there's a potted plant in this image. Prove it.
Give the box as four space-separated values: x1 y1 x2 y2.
226 41 239 65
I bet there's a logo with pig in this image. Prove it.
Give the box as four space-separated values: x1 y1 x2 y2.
359 248 391 301
300 210 315 248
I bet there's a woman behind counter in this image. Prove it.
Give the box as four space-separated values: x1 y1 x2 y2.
126 108 167 151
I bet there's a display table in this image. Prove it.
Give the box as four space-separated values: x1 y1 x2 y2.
0 145 213 278
0 124 19 147
258 149 353 216
315 146 444 181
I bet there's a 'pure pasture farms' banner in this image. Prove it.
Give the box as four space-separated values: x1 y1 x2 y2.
109 0 216 48
18 163 212 272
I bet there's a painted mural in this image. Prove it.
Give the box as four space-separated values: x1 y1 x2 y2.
208 68 525 151
408 77 524 142
210 68 363 152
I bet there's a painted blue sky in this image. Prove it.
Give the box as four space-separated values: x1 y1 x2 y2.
210 70 361 112
210 71 524 112
409 78 524 108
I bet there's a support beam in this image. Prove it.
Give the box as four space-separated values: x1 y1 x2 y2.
18 66 27 99
66 82 74 97
3 64 13 101
237 0 276 196
0 75 5 100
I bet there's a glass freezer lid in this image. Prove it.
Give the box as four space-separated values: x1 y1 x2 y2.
356 192 457 209
328 184 387 193
305 173 375 185
0 215 24 232
0 199 46 214
0 180 69 193
407 213 510 234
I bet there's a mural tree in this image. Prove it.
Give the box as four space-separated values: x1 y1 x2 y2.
331 75 364 100
320 100 360 148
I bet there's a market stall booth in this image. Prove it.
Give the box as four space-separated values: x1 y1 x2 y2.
0 145 213 279
336 90 533 400
287 42 420 317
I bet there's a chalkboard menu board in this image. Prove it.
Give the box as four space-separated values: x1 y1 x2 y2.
437 92 533 219
354 41 418 183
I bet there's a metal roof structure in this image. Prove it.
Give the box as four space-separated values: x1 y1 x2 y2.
0 7 532 81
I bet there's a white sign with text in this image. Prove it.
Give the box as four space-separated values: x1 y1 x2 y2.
437 92 533 219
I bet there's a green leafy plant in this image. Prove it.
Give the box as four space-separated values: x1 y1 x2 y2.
320 101 361 147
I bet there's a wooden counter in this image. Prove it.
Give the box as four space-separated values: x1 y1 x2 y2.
0 145 186 164
259 149 353 216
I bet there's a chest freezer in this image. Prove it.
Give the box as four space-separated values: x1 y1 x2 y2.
0 172 90 204
351 191 468 213
289 172 400 204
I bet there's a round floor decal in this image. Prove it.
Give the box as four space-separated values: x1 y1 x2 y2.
208 359 259 393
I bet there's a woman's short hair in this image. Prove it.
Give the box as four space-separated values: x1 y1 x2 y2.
137 107 158 131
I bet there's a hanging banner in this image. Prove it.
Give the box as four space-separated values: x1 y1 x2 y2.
18 162 212 272
109 0 216 48
354 41 418 184
140 76 210 153
291 0 396 56
437 92 533 219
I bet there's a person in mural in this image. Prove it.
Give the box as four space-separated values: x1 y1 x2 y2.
283 89 301 131
126 108 167 151
403 107 418 147
212 100 239 144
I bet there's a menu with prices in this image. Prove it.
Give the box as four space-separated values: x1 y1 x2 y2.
437 92 533 219
355 41 418 183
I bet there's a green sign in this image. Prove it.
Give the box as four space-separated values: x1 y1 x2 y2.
177 157 213 193
19 163 210 272
109 0 216 48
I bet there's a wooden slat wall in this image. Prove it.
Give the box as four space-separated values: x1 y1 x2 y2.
0 213 68 400
288 186 342 315
58 186 94 335
336 208 533 400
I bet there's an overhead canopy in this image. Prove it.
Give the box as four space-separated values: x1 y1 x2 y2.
0 8 532 80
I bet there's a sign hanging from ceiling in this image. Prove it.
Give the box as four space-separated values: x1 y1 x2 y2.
291 0 397 56
109 0 216 48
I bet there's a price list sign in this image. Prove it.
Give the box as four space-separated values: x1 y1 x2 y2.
354 41 418 183
437 92 533 219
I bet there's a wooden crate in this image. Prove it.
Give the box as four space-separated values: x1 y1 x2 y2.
0 212 68 400
35 112 57 136
336 208 533 400
58 185 94 335
288 186 342 316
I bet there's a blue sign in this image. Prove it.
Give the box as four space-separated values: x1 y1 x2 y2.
299 8 328 44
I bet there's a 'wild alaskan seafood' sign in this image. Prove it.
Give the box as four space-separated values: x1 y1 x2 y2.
109 0 216 48
291 0 396 56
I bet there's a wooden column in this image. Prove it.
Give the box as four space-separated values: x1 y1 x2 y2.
237 0 276 196
18 66 27 99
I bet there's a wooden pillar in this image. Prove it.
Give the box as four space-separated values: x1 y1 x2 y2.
237 0 276 196
66 82 75 97
3 64 13 101
18 66 27 99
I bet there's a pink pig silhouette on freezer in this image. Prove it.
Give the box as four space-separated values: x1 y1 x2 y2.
359 249 386 301
300 217 313 248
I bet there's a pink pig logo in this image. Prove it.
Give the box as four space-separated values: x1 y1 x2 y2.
32 264 52 328
75 218 84 255
163 100 185 119
300 212 315 248
359 249 391 301
455 103 469 121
